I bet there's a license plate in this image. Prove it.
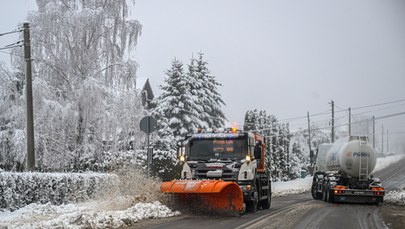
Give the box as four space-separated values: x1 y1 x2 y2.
353 191 366 194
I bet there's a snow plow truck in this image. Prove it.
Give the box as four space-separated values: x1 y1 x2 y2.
311 136 385 204
161 128 271 213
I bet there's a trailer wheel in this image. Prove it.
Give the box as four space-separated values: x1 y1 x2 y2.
328 190 334 203
311 182 322 200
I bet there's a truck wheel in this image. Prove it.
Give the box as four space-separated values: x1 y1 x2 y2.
328 190 334 203
261 191 271 209
260 182 271 209
247 191 258 213
311 183 322 200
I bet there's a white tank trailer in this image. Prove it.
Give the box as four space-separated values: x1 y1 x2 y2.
311 136 384 204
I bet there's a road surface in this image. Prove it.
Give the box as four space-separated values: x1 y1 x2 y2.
127 156 405 229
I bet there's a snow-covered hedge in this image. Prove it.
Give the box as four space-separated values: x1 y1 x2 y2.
0 172 118 211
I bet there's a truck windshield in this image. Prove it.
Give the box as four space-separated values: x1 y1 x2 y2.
188 138 247 160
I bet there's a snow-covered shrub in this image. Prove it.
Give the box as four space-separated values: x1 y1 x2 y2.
0 172 118 211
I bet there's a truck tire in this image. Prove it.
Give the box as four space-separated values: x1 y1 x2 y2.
328 190 334 203
260 181 271 209
247 190 258 213
261 192 271 209
311 182 322 200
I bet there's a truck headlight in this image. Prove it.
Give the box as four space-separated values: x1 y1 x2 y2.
245 155 251 163
179 155 186 162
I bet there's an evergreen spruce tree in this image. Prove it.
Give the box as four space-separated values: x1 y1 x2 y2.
243 109 292 181
192 53 226 128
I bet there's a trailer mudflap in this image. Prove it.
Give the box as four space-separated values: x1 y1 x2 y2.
161 180 244 211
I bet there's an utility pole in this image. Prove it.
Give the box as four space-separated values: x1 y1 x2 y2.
330 100 335 143
307 111 311 151
24 22 35 170
381 125 384 154
348 107 351 136
372 116 375 149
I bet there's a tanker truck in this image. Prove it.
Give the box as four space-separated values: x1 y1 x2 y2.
311 136 385 204
161 128 271 213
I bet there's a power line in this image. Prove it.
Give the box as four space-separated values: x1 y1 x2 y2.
351 102 405 117
279 99 405 123
0 45 22 51
311 110 405 131
0 28 22 37
351 99 405 111
375 111 405 120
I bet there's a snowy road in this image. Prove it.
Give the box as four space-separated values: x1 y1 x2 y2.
128 156 405 229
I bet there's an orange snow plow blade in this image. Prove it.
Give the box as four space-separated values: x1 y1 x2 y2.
161 180 243 212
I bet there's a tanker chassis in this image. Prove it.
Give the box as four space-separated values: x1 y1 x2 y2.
311 136 384 204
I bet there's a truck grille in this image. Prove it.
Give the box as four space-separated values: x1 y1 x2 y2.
194 169 237 180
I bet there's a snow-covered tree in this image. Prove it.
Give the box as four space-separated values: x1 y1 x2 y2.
152 59 203 148
243 109 292 181
0 63 27 171
189 53 226 128
0 0 144 171
151 55 227 180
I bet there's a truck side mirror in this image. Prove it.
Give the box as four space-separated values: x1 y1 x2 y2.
254 145 262 159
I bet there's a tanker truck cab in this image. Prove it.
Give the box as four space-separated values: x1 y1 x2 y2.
167 129 272 213
311 136 385 204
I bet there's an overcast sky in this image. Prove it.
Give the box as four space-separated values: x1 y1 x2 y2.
1 0 405 150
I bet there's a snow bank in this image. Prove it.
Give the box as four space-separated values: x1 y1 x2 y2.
384 191 405 206
374 154 405 172
272 176 312 197
0 167 179 228
0 200 180 229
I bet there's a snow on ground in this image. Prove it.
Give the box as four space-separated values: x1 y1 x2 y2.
374 154 405 172
1 155 403 228
272 176 313 197
0 197 180 229
377 154 405 206
385 191 405 206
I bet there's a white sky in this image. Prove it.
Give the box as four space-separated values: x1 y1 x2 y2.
1 0 405 151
